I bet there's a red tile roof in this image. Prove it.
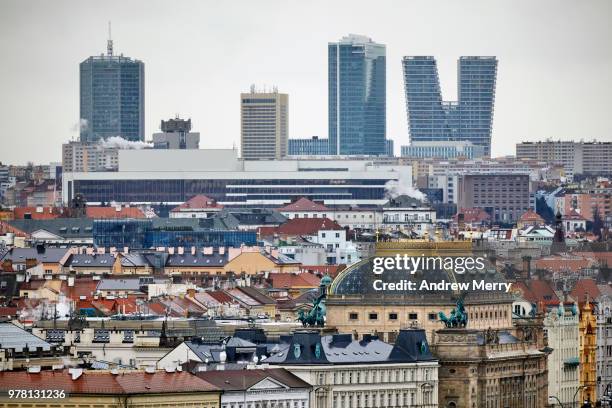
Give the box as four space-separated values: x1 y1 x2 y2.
205 290 236 304
269 272 321 289
300 264 346 278
171 195 223 212
519 209 544 224
278 197 330 212
13 207 64 220
570 279 601 305
535 255 595 273
0 370 219 394
86 206 145 219
60 278 99 301
512 280 560 307
452 208 491 224
275 217 343 235
563 209 586 221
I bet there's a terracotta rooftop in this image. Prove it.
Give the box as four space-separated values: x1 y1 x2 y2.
535 254 595 273
273 217 343 236
269 272 321 289
171 195 223 212
0 370 219 395
453 208 491 224
86 206 145 219
278 197 330 212
570 279 601 305
13 207 64 220
519 209 544 224
301 264 345 278
512 280 560 307
563 209 586 221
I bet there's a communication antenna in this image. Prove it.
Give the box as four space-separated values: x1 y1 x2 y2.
107 21 114 57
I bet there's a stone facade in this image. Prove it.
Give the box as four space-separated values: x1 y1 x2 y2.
432 326 548 408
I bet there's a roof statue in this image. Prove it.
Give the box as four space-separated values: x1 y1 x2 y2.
438 298 468 328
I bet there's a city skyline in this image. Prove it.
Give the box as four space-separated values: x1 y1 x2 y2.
1 0 612 164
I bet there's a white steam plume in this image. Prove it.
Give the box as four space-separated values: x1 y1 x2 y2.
384 168 426 201
99 136 152 150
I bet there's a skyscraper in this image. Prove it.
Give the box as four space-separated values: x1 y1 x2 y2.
328 34 386 156
79 35 145 142
403 56 497 156
240 88 288 160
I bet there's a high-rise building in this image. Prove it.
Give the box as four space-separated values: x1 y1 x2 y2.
328 34 386 156
152 117 200 149
79 36 144 142
240 88 288 160
401 141 486 159
403 56 497 156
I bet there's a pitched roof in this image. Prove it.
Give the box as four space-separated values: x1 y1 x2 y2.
519 209 544 224
269 273 321 289
272 217 344 236
166 252 228 267
171 195 223 212
300 264 345 278
453 208 491 223
206 290 236 304
6 218 94 238
512 280 560 307
279 197 330 212
86 206 146 219
0 247 71 264
195 368 310 391
234 286 276 305
61 278 100 301
570 279 601 304
535 254 595 273
66 253 116 268
0 370 219 395
563 209 586 221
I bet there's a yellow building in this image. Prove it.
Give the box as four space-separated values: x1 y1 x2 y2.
0 369 221 408
579 299 597 404
224 250 300 275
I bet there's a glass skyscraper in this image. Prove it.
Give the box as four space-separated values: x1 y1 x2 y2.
80 39 144 142
402 56 497 156
328 35 386 155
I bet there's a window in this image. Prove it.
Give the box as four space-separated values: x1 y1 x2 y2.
349 312 359 320
428 313 437 320
409 313 418 320
388 312 398 320
368 312 378 320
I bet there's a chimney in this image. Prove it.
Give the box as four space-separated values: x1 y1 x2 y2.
522 256 531 280
68 274 75 287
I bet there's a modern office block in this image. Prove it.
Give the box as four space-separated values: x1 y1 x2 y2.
240 88 288 160
152 117 200 149
79 38 144 142
288 136 329 156
401 141 486 159
329 34 386 155
403 56 497 156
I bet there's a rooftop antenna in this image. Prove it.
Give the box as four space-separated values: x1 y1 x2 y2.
107 21 113 57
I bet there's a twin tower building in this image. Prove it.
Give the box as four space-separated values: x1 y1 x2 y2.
79 34 498 158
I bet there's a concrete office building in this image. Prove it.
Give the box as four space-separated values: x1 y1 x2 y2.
516 140 612 178
79 37 144 142
240 88 288 160
403 56 497 157
401 141 486 160
457 174 531 223
329 34 386 156
62 149 411 206
152 117 199 149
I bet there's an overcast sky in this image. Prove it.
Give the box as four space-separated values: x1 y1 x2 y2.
0 0 611 165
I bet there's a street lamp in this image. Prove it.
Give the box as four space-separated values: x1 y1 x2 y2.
573 385 587 408
548 395 564 408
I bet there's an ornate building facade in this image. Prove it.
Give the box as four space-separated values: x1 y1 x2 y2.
579 299 597 404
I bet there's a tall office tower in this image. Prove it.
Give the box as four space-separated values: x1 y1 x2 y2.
240 87 288 160
152 117 200 149
328 34 386 155
403 56 497 157
80 34 145 142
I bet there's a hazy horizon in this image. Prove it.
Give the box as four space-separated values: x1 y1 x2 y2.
1 0 611 165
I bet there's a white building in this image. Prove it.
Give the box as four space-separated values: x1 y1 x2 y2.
543 303 580 407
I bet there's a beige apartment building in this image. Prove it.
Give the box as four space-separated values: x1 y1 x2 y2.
240 88 288 160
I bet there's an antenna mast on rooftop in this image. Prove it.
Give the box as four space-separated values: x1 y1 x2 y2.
107 21 114 57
